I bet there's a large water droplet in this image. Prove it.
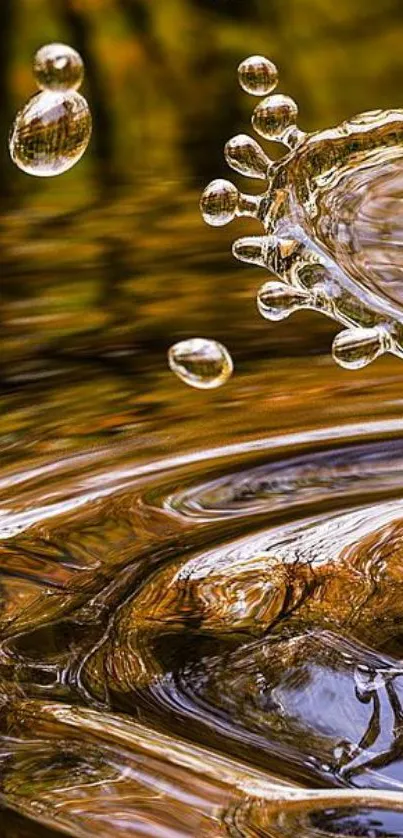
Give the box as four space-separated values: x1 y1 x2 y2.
238 56 278 96
168 338 233 389
9 90 92 177
33 43 84 92
252 94 299 142
200 179 239 226
332 327 387 369
225 134 270 179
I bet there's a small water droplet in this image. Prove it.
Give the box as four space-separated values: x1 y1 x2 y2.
233 236 268 266
168 338 233 389
33 43 84 92
9 90 92 177
200 179 239 226
225 134 270 179
238 56 278 96
257 281 309 320
332 327 386 369
252 94 299 142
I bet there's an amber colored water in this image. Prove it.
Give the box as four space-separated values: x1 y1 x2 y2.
3 2 403 836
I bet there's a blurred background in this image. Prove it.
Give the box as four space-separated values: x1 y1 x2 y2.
1 0 403 460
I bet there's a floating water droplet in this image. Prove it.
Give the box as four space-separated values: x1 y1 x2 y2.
238 56 278 96
168 338 233 389
200 179 239 226
252 94 299 142
9 90 92 177
225 134 270 179
332 327 387 369
257 281 309 321
33 43 84 92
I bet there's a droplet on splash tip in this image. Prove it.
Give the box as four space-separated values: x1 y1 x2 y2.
257 281 310 321
9 90 92 177
332 327 387 369
233 236 268 267
252 94 299 143
33 43 84 92
225 134 270 179
168 338 233 389
201 52 403 368
200 179 239 226
238 55 278 96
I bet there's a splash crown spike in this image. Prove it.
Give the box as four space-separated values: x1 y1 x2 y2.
201 55 403 368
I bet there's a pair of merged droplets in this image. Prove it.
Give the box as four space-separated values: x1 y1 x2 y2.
9 43 92 177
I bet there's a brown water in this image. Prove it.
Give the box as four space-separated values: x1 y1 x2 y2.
3 215 403 835
3 1 403 835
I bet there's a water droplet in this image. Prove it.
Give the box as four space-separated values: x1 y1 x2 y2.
168 338 233 389
200 179 239 226
9 90 92 177
252 94 299 142
225 134 270 179
332 327 387 369
238 56 278 96
233 236 268 267
257 281 309 321
33 43 84 92
200 181 262 227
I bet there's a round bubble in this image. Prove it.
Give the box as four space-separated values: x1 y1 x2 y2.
200 179 239 227
238 55 278 96
252 94 298 141
33 43 84 92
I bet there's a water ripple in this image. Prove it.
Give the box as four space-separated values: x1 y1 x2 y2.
2 422 403 834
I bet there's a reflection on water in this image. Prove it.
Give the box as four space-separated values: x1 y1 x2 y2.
2 403 403 836
3 1 403 836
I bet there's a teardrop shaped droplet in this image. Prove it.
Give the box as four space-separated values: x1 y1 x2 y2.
33 43 84 92
238 56 278 96
233 236 268 267
168 338 233 389
225 134 270 179
200 179 239 226
332 327 386 369
257 281 309 321
252 94 299 142
9 90 92 177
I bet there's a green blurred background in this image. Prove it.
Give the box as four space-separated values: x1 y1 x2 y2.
1 0 403 460
2 0 403 367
